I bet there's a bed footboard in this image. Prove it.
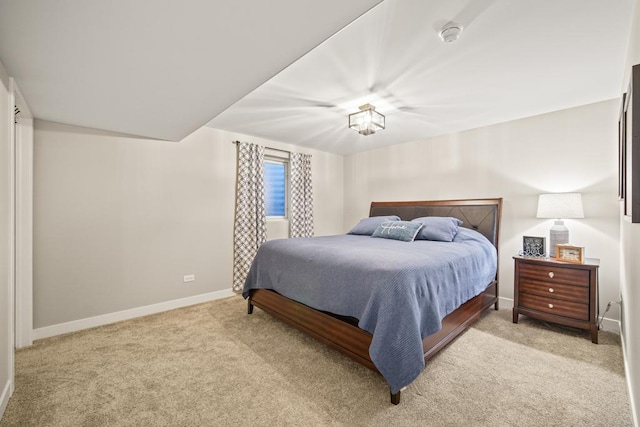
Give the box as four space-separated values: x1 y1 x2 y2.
247 280 497 405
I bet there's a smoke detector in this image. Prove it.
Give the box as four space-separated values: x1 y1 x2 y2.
439 22 463 43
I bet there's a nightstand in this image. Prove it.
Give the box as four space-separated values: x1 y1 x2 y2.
512 256 600 343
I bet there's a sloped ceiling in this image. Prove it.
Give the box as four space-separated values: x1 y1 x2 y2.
208 0 635 154
0 1 635 154
0 0 381 141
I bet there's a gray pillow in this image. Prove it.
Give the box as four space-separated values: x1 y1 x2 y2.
412 217 463 242
371 220 423 242
347 215 400 235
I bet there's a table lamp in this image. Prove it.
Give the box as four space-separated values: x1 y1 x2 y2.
536 193 584 257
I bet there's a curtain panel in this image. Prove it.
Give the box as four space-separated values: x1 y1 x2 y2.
233 142 267 292
290 152 314 238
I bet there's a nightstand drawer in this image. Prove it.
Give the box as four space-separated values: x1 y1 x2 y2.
519 263 589 287
519 279 589 303
519 293 589 320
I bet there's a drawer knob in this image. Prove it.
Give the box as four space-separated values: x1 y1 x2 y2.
549 288 554 293
548 303 554 309
548 272 554 278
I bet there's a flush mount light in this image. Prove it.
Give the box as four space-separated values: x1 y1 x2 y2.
439 22 463 43
348 103 385 136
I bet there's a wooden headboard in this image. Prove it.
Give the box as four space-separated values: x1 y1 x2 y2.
369 198 503 248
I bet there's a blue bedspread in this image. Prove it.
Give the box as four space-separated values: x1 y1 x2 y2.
242 227 497 394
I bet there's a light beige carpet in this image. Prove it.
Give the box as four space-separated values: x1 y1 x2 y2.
0 296 631 426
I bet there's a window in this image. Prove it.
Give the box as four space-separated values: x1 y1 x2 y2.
264 159 288 218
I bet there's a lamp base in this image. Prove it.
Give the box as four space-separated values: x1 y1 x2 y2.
549 220 569 257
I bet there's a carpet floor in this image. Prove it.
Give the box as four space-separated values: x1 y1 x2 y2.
0 296 632 426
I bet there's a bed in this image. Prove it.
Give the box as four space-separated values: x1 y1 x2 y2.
244 198 502 404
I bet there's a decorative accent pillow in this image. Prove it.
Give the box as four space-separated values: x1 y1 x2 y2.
371 220 423 242
412 217 463 242
347 215 400 235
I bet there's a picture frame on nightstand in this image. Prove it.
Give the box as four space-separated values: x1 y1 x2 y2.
522 236 546 257
556 244 585 263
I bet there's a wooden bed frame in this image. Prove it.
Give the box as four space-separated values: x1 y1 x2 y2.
247 198 502 404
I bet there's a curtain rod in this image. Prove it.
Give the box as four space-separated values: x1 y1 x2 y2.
232 140 290 155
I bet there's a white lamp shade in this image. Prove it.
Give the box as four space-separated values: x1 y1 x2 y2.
536 193 584 219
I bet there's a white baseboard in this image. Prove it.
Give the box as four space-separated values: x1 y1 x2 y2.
620 324 639 427
498 296 514 309
498 296 620 334
33 289 236 341
0 379 11 421
599 317 622 334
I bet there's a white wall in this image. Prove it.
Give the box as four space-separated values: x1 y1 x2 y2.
344 100 620 324
33 121 343 329
620 0 640 424
0 58 13 418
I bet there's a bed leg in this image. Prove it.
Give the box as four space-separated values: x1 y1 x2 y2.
494 299 499 310
390 390 401 405
247 300 254 315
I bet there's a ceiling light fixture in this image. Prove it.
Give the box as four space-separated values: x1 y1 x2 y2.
348 103 385 136
439 22 463 43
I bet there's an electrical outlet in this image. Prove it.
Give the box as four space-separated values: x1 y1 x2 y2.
183 274 195 283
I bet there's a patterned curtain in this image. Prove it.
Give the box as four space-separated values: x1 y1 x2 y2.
289 152 314 238
233 142 267 292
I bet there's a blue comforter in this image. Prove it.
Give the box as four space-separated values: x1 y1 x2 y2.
242 227 497 394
